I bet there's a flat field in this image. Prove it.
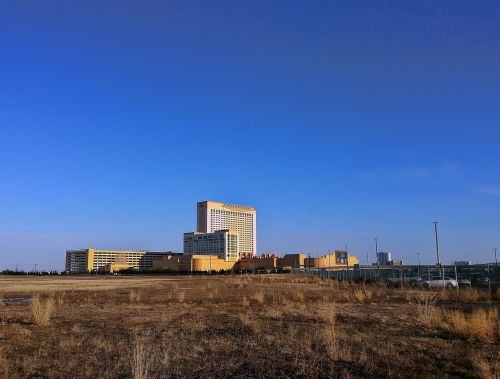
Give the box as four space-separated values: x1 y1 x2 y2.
0 274 499 378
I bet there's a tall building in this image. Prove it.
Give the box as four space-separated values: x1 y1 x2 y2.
197 201 256 256
65 249 171 273
183 229 239 262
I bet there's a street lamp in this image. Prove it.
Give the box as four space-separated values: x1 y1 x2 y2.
433 222 441 266
417 252 421 277
433 221 445 288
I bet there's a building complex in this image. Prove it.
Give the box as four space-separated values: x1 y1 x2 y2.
65 200 359 273
153 250 359 272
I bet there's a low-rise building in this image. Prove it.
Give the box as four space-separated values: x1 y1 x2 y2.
153 254 235 272
65 249 174 273
152 251 359 272
304 251 359 268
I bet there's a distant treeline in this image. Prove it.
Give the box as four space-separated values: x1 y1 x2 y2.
1 270 61 276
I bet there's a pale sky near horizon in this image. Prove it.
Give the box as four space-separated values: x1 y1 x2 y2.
0 1 499 271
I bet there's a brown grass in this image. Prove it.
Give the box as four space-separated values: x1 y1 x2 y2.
0 275 497 378
414 293 442 327
131 339 151 379
176 290 185 303
31 296 54 326
241 296 250 307
251 290 265 304
472 352 500 379
129 289 143 303
450 308 498 341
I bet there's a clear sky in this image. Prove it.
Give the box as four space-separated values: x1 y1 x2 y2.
0 1 499 271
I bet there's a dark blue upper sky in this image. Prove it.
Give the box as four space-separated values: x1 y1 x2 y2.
0 1 499 270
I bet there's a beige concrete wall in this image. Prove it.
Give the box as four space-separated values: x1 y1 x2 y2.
152 251 359 272
153 254 234 272
304 252 359 268
235 257 277 270
281 254 305 268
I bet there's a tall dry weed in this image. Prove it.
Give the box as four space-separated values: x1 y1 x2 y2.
176 291 186 303
321 303 337 325
352 285 374 303
252 290 265 304
414 293 441 327
56 291 65 306
321 302 348 361
241 296 250 307
471 352 500 379
293 289 305 303
31 296 54 326
459 288 487 302
129 289 143 303
131 340 150 379
450 308 498 341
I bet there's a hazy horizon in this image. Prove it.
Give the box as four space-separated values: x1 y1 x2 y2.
1 1 499 271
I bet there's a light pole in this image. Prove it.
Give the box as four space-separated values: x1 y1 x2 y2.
417 252 421 277
433 221 445 288
433 222 441 266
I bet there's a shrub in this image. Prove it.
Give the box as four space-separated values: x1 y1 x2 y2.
31 296 54 326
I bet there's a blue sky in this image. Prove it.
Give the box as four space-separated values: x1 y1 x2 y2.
0 1 499 270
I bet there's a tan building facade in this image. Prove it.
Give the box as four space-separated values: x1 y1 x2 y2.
153 254 235 272
65 249 171 273
304 251 359 268
197 201 256 256
152 251 359 273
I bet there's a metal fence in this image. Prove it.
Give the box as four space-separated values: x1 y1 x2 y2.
292 264 500 290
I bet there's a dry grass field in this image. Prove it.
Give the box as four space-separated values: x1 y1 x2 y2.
0 274 499 379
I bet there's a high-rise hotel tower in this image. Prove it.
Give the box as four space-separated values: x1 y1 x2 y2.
197 201 256 256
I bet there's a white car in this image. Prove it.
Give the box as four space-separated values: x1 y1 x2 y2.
422 276 458 289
